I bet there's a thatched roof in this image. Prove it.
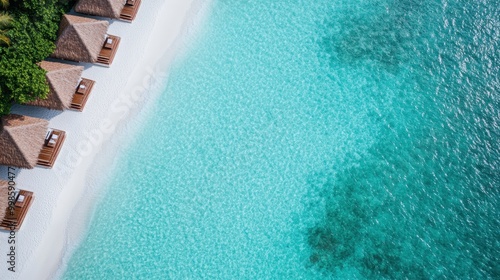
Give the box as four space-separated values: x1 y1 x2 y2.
75 0 127 19
26 61 84 110
0 180 8 220
0 114 49 169
52 15 109 63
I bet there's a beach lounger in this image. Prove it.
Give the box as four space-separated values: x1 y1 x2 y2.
37 129 66 168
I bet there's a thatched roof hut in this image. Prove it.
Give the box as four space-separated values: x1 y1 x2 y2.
75 0 127 19
0 114 49 169
0 180 7 220
26 61 84 110
52 15 109 63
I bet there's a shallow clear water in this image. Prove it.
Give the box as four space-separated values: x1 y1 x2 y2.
63 0 499 279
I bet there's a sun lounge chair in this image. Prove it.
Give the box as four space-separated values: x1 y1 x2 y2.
120 0 142 22
1 189 34 231
97 34 121 66
37 129 66 168
71 78 95 111
105 37 113 49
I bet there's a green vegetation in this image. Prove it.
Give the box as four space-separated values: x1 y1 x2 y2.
0 0 75 116
0 12 13 46
0 0 12 46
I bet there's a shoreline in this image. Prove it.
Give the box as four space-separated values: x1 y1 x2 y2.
0 0 212 279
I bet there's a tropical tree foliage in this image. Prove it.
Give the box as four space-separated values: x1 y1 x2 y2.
0 0 12 46
0 12 13 45
0 0 8 9
0 0 75 115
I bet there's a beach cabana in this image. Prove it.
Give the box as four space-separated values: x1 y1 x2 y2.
52 15 121 67
25 61 95 111
74 0 142 22
0 180 34 231
0 114 66 169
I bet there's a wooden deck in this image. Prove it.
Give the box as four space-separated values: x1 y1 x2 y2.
37 129 66 168
97 35 121 67
1 190 34 231
71 78 95 111
120 0 142 22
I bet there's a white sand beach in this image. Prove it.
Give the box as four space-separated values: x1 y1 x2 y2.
0 0 211 279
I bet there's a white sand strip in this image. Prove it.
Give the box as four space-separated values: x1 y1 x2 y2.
0 0 212 279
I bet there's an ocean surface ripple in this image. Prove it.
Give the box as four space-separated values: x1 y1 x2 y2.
64 0 499 279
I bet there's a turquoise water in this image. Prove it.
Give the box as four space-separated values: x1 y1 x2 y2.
63 0 499 279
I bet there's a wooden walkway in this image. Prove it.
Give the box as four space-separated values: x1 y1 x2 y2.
1 190 34 231
37 129 66 168
71 78 95 111
97 35 121 67
120 0 142 22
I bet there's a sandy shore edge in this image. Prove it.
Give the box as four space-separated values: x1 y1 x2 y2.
0 0 212 279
